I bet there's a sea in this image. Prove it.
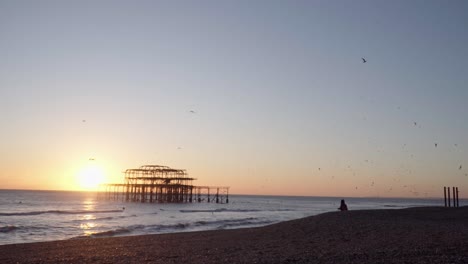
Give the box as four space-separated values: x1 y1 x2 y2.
0 190 459 245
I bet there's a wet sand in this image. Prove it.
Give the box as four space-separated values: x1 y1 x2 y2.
1 206 468 263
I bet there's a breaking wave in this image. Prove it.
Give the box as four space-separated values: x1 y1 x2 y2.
69 217 271 239
195 217 274 229
0 209 124 217
71 227 135 239
70 214 137 223
0 225 18 233
180 208 294 213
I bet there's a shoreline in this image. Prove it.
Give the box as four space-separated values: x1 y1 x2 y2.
2 206 468 263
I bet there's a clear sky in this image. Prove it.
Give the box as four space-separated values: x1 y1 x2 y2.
1 0 467 197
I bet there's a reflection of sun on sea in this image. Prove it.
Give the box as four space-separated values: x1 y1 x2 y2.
77 164 106 191
79 200 98 235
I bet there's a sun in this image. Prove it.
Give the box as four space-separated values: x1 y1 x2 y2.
77 165 105 190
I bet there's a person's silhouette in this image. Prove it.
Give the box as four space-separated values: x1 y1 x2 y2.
338 199 348 211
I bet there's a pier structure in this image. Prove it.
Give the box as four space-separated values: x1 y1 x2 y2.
98 165 229 204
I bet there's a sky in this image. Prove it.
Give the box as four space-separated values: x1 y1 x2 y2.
0 0 467 197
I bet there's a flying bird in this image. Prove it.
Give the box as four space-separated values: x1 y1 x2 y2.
361 58 367 63
460 165 462 170
435 143 438 148
189 110 196 114
89 158 95 161
414 122 417 126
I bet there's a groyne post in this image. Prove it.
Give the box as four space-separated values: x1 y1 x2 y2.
453 187 456 208
452 187 459 208
444 187 447 207
448 187 451 207
444 186 461 208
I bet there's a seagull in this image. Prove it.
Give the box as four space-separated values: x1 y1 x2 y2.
414 122 417 126
361 58 367 63
460 165 462 170
189 110 196 114
435 143 438 148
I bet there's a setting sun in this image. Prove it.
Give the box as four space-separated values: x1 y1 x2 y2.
77 165 106 190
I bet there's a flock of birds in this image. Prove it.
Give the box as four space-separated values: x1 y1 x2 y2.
312 57 466 196
80 57 465 197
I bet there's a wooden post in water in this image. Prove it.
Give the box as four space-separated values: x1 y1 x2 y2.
448 187 451 207
453 187 456 208
444 187 447 207
456 187 459 208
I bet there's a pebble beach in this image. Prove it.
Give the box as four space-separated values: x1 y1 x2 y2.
1 206 468 263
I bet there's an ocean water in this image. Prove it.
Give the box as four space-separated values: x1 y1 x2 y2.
0 190 457 245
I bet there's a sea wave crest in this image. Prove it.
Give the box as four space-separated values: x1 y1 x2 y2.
0 225 18 233
0 209 124 217
180 208 294 213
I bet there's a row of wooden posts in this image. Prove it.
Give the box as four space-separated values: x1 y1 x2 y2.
443 186 460 208
98 184 230 204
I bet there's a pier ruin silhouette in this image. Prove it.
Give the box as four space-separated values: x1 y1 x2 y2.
98 165 229 204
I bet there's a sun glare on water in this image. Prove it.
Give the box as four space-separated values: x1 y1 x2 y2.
77 165 106 190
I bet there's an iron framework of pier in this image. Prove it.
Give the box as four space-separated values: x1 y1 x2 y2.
98 165 229 204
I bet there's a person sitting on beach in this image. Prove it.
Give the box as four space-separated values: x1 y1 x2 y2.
338 199 348 211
